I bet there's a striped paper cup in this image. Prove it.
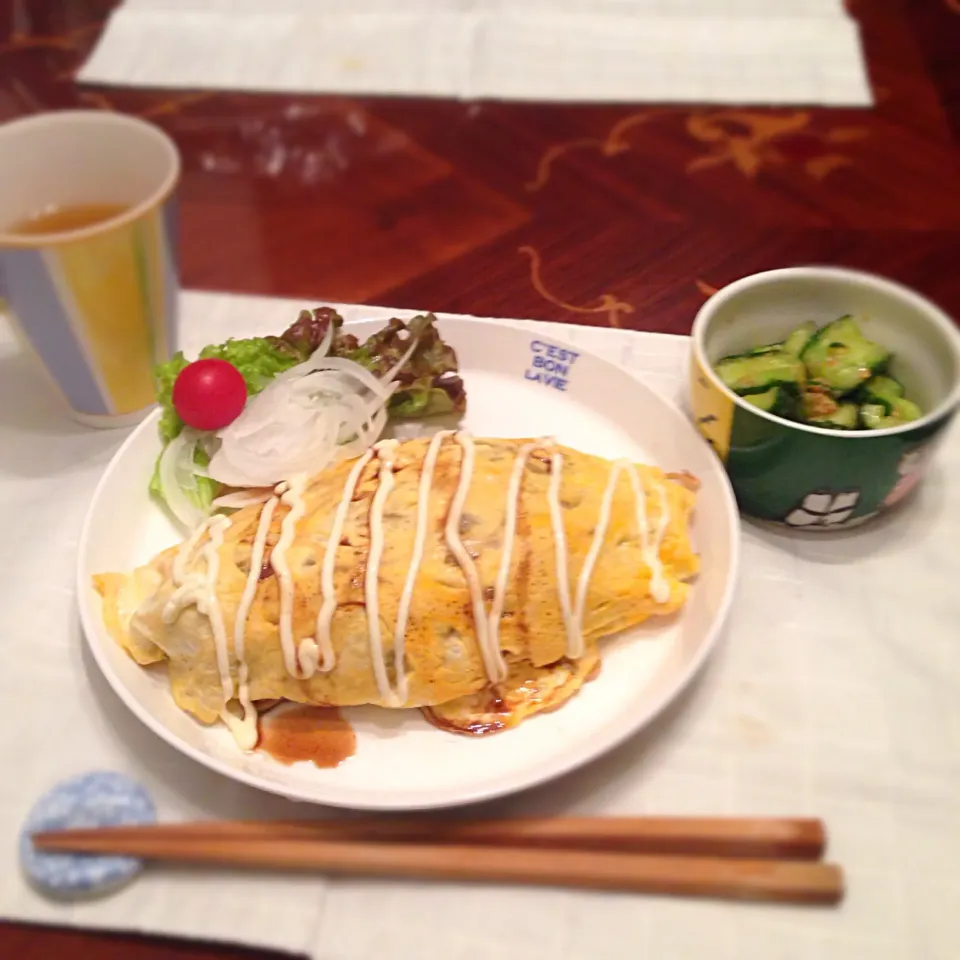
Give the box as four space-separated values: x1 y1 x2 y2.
0 111 180 427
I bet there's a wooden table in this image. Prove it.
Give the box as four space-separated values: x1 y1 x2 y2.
2 0 959 956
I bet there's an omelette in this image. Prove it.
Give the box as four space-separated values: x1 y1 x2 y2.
95 433 699 749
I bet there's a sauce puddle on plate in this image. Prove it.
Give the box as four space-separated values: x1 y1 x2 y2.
258 705 356 768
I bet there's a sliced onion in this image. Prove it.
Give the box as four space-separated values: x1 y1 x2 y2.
390 421 431 441
273 323 334 383
212 489 275 510
158 428 209 530
207 358 393 488
338 404 389 460
198 432 222 460
306 357 393 401
335 390 384 443
203 319 421 490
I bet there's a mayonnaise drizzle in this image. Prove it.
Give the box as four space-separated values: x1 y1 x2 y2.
200 516 233 708
162 515 224 623
314 448 376 669
486 440 542 669
366 440 401 705
270 474 317 679
162 514 237 737
226 495 280 750
546 450 579 658
574 461 672 645
648 484 672 603
444 432 506 682
172 519 210 586
607 462 671 605
393 430 455 703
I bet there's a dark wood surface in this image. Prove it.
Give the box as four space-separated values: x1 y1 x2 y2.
2 0 960 957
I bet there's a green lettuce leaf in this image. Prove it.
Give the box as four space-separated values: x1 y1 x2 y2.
388 385 459 419
155 352 189 443
198 337 302 391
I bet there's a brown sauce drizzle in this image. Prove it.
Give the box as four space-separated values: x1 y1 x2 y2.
421 690 511 737
423 654 602 738
257 705 356 767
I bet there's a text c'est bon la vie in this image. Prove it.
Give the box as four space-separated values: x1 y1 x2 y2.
524 339 580 392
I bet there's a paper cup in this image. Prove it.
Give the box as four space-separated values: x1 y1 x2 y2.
0 111 180 427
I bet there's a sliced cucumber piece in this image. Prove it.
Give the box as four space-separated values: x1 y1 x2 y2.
860 397 923 430
860 375 906 413
743 388 778 412
743 343 785 357
807 401 860 430
783 321 817 358
800 316 890 396
860 404 887 429
715 350 806 396
895 397 923 421
742 383 798 417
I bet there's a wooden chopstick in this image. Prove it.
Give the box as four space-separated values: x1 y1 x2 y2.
31 833 843 905
34 816 827 860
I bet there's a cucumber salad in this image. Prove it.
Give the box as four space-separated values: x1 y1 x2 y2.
714 316 922 432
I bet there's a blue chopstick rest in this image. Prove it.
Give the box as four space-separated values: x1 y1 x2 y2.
20 771 156 900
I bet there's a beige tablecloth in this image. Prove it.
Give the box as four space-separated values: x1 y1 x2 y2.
1 291 956 959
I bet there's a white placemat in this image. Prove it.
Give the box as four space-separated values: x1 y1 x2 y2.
77 0 873 107
1 290 957 959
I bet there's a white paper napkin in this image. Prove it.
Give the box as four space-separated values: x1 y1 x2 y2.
77 0 873 106
2 291 957 960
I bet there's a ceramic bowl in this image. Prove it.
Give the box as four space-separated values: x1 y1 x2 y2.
690 267 960 529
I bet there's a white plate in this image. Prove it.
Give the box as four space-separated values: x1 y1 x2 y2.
77 317 740 810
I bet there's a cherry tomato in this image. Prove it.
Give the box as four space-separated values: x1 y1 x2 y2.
172 358 247 431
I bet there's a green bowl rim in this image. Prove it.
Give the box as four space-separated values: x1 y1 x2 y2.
691 266 960 440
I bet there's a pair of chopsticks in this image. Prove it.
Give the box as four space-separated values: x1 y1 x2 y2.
33 815 844 905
